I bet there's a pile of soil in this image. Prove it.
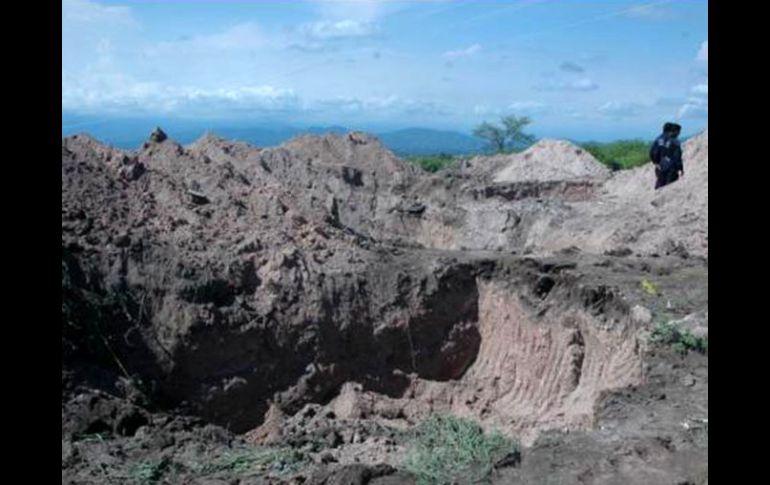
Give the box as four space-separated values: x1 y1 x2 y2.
492 140 611 183
524 131 708 258
62 127 707 484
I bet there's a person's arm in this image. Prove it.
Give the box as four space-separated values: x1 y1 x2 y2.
673 141 684 176
649 138 661 169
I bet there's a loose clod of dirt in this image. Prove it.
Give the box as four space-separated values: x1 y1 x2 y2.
62 127 707 484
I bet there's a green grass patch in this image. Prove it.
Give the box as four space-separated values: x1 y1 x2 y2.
122 447 306 484
579 139 651 170
406 139 651 173
406 153 457 173
129 457 172 484
403 414 518 485
200 447 307 477
650 321 708 355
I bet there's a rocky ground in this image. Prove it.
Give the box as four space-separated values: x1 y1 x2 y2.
62 128 708 484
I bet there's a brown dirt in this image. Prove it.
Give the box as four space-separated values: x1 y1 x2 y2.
491 139 611 183
62 128 707 484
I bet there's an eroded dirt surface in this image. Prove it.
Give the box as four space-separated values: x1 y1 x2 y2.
62 129 707 484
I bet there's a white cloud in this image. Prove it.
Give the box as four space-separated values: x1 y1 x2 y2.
302 19 379 40
63 74 300 116
473 101 550 118
508 101 551 115
308 0 453 22
62 0 139 69
625 3 673 20
62 0 136 26
309 0 395 22
568 110 586 119
63 70 452 119
598 101 644 117
536 77 598 92
678 82 708 120
443 44 482 59
473 104 502 116
309 95 449 117
195 23 264 50
691 83 708 96
368 96 447 114
571 78 599 91
311 96 365 113
678 100 708 119
697 40 708 62
656 97 685 107
147 22 265 55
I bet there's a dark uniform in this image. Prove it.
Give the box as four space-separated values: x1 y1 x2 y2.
650 125 683 190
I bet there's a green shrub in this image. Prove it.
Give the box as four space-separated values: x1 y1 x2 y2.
407 153 456 173
650 321 708 354
404 414 518 485
201 447 306 477
129 457 171 484
580 139 650 170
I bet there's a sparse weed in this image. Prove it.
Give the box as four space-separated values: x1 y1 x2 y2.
404 414 518 485
201 447 307 477
650 321 707 355
640 279 658 296
76 432 107 443
129 457 171 484
580 139 651 170
407 153 457 173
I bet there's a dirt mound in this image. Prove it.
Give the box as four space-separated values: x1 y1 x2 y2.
317 277 643 446
601 129 707 200
490 140 610 183
62 128 707 484
524 130 708 258
387 134 708 258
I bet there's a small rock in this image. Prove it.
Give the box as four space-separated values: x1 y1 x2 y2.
115 232 131 248
631 305 652 325
494 450 522 469
134 425 150 440
319 451 337 464
325 430 343 448
690 326 708 339
119 161 146 181
115 408 149 436
605 247 632 257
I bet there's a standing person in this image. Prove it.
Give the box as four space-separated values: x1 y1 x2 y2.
649 122 684 189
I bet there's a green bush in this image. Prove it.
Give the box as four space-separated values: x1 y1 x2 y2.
406 138 652 173
580 139 651 170
129 458 172 484
404 414 518 485
407 153 456 173
650 321 708 355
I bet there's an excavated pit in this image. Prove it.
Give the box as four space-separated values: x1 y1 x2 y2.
62 129 707 483
60 132 650 440
249 262 645 447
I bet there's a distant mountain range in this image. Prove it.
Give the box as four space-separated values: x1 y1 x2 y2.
61 114 487 156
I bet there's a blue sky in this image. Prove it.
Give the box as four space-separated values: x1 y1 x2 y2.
62 0 708 140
